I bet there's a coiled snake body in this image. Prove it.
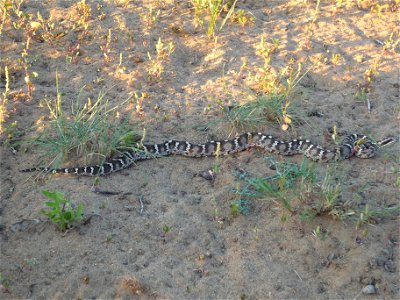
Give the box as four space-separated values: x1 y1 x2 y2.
21 132 395 176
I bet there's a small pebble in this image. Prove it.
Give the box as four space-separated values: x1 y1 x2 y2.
362 284 376 294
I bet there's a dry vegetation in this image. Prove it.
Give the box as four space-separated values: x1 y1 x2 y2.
0 0 399 298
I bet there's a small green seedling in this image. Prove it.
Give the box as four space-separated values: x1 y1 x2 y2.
231 199 251 216
0 272 10 291
42 190 84 232
162 224 171 234
230 201 240 217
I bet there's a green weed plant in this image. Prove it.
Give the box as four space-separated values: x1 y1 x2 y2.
42 190 84 232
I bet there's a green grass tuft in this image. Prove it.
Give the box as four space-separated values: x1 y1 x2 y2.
223 93 302 131
233 159 400 225
22 73 139 168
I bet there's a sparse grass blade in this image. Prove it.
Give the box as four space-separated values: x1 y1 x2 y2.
192 0 237 39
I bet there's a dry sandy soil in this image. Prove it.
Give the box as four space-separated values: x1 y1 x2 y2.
1 0 399 299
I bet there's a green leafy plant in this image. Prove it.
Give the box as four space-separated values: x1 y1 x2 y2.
42 190 84 231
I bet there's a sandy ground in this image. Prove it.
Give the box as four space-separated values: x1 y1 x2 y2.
1 0 399 299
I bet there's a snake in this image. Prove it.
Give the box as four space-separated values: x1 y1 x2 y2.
20 132 396 176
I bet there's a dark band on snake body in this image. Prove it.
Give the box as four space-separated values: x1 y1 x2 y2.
20 132 395 176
